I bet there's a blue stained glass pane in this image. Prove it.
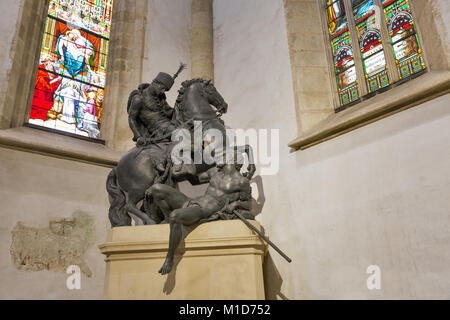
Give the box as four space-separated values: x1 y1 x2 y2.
352 0 375 23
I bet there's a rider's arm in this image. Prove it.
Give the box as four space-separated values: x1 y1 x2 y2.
161 99 174 118
128 96 143 142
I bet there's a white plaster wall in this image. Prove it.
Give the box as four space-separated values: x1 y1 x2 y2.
214 0 450 299
0 148 111 299
214 0 299 298
142 0 192 107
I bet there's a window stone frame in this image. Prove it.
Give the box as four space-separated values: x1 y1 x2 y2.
286 0 450 150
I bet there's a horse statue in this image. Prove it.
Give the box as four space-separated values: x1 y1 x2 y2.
106 78 233 227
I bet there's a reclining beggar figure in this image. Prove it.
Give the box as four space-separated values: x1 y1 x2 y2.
147 152 255 275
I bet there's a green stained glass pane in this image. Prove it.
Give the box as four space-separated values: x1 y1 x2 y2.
329 31 360 107
383 0 415 42
363 51 390 93
354 6 391 92
383 0 426 79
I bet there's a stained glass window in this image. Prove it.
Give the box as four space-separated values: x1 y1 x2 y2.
353 0 391 93
28 0 114 139
382 0 426 79
326 0 360 107
324 0 426 111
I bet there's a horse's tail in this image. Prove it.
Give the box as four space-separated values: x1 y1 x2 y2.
106 168 131 227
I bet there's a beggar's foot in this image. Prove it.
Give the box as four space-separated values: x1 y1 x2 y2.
159 258 173 275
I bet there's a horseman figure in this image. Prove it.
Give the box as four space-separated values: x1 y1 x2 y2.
127 65 185 150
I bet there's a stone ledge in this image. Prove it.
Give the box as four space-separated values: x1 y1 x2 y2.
99 221 268 258
100 237 266 261
0 126 122 167
288 70 450 150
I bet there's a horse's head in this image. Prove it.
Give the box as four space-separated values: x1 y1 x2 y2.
201 80 228 115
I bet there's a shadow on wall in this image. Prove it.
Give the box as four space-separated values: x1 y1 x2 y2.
263 253 289 300
163 237 187 295
251 175 266 217
162 224 196 295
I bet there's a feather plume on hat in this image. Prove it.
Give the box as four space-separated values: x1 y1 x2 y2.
173 63 186 80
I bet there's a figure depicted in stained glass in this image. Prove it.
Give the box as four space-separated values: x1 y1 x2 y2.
54 79 86 124
80 90 101 138
31 57 62 120
56 29 94 78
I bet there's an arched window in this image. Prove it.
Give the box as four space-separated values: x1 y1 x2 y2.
28 0 114 139
325 0 426 111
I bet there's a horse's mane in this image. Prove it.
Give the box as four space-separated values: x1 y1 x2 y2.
173 78 213 123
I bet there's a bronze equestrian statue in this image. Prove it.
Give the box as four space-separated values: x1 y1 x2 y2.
106 64 291 274
106 65 232 226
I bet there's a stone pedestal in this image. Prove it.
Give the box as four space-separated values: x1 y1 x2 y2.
99 220 267 299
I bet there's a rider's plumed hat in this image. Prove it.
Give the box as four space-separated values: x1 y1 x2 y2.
154 63 186 90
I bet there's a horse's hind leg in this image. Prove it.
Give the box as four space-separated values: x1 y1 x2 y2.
125 194 156 225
